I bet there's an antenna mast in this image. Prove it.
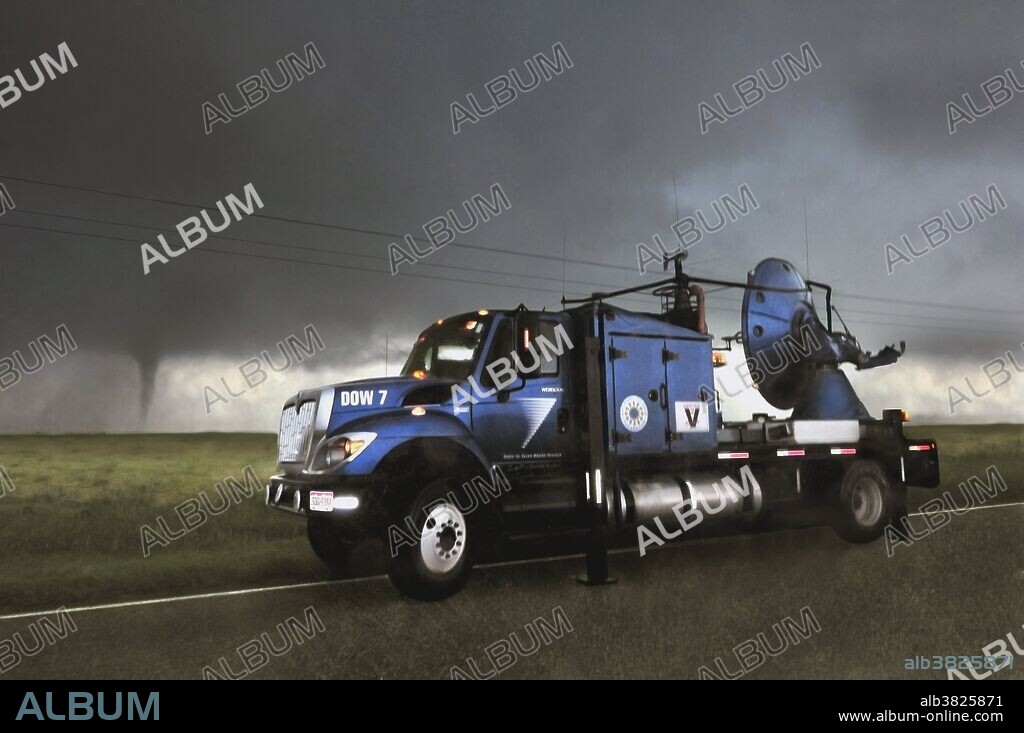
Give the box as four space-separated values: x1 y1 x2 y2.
561 217 567 303
803 195 810 279
672 170 681 223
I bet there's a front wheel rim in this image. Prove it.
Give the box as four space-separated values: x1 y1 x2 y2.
419 503 466 574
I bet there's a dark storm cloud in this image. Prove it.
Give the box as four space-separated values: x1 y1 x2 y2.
0 0 1021 430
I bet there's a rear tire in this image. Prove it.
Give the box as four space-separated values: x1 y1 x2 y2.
307 517 354 572
385 478 473 601
829 459 904 543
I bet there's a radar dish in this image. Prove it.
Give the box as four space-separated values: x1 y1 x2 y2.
741 258 820 409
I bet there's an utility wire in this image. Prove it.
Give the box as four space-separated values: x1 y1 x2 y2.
4 173 1019 321
0 220 657 308
9 203 1016 329
6 207 649 294
5 218 1021 338
0 173 721 275
4 208 1020 336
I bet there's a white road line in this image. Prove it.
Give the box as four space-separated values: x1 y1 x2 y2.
909 499 1024 516
1 499 1020 623
0 553 598 622
0 576 387 622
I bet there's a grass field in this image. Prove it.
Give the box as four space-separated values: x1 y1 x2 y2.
0 425 1020 613
0 433 309 611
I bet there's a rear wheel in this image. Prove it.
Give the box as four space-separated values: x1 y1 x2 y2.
307 517 354 572
829 460 904 543
385 478 473 601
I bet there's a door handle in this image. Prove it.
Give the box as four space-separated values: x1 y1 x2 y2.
659 383 667 408
556 407 569 433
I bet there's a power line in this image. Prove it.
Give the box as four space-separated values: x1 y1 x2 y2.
7 207 646 294
832 289 1019 317
696 286 1021 329
0 173 705 275
6 218 1022 338
6 172 1020 319
0 220 650 307
9 204 758 303
11 200 1018 329
827 303 1021 328
691 263 1020 318
5 208 1022 338
3 172 1020 326
838 314 1020 338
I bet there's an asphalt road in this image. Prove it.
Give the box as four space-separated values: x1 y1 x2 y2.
2 502 1022 680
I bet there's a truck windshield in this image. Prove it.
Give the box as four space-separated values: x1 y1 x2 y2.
401 317 489 381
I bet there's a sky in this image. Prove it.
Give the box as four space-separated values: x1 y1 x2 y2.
0 0 1022 432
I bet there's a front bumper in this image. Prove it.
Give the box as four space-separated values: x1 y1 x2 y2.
265 474 377 518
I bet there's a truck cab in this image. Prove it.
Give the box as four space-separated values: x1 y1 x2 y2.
265 307 586 598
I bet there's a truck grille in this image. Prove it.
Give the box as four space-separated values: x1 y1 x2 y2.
278 400 317 463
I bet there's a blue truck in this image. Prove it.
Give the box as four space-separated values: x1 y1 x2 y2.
266 257 939 600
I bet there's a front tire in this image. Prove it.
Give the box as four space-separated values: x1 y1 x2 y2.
385 478 472 601
829 460 904 543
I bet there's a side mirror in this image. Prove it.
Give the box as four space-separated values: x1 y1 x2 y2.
514 310 542 379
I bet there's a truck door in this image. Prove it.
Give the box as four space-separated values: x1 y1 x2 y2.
664 335 718 453
472 316 572 463
608 334 668 455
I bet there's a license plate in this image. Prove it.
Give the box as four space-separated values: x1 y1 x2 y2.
309 491 334 512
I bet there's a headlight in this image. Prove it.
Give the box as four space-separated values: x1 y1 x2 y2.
325 432 376 466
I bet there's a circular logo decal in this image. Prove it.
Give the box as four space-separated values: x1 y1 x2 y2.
619 395 648 432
